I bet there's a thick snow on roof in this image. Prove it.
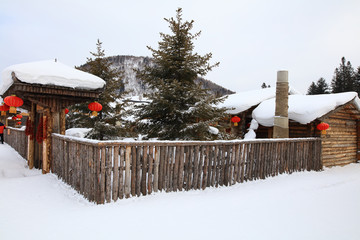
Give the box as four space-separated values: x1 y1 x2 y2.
253 92 360 127
220 87 300 114
0 60 105 94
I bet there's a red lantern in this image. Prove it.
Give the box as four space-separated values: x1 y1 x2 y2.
317 122 329 134
231 116 241 127
88 102 102 116
16 114 23 119
4 95 23 114
16 121 22 125
12 116 17 120
0 104 9 116
65 108 69 114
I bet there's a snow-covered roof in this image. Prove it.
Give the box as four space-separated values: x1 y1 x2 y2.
0 60 106 95
220 87 300 114
253 92 360 127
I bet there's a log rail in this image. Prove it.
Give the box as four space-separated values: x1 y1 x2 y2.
4 127 28 159
4 129 322 204
51 135 322 204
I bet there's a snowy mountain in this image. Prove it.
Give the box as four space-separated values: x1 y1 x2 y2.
107 55 235 97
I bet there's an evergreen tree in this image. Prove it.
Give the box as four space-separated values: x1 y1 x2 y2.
307 78 330 95
307 82 317 95
331 57 356 93
135 8 228 140
67 39 129 140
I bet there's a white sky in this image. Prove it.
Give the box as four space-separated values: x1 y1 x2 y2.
1 0 360 94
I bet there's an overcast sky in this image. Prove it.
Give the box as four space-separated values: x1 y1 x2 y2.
1 0 360 94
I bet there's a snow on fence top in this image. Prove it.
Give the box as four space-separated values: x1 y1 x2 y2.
253 92 360 127
0 60 106 95
220 87 300 114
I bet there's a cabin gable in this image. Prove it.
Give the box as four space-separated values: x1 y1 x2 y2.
320 103 360 167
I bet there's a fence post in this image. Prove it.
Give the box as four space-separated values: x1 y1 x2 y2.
153 146 160 192
124 146 131 198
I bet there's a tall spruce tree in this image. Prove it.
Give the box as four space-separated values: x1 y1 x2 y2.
135 8 228 140
67 39 129 140
331 57 356 93
307 77 330 95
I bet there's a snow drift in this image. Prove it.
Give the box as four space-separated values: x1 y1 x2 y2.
0 60 106 94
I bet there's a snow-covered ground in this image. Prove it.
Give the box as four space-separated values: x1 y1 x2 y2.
1 143 359 240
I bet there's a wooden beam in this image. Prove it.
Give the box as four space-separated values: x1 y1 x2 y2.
42 109 53 174
9 81 102 97
27 102 35 169
60 109 66 135
42 114 48 174
52 112 60 134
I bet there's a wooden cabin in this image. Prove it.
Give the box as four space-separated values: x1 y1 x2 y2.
0 60 105 173
223 90 360 167
220 87 299 138
253 94 360 167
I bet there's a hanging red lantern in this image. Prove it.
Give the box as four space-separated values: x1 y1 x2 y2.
231 116 241 127
0 104 9 116
4 95 23 114
65 108 69 114
16 121 22 125
88 102 102 116
317 122 329 134
16 114 23 119
12 116 17 121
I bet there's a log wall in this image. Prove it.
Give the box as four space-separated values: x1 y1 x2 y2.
321 106 359 167
257 121 317 139
51 135 322 204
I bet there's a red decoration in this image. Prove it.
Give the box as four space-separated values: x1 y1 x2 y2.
16 114 23 119
25 118 35 140
0 104 9 116
65 108 69 114
231 116 241 126
12 116 17 120
36 116 47 143
0 104 9 111
4 95 23 113
317 122 329 134
16 121 21 125
88 102 102 116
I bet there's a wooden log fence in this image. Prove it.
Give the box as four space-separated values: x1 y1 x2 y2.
4 129 323 204
4 127 28 159
51 135 322 204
